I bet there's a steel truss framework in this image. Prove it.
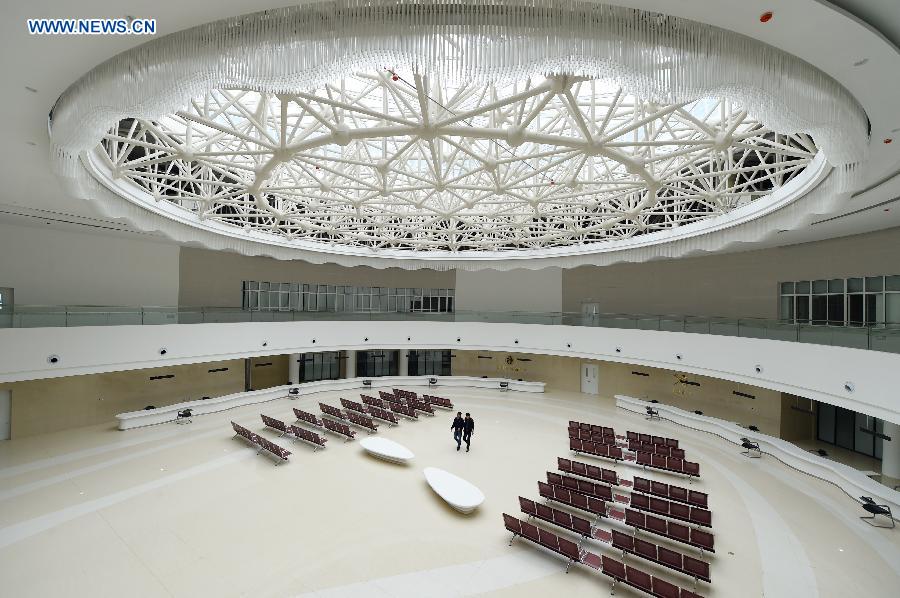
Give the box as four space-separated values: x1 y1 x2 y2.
98 72 817 253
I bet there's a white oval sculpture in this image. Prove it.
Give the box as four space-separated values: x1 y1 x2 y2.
359 437 414 464
423 467 485 514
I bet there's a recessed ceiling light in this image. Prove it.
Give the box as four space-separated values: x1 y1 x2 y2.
24 86 37 93
852 58 869 67
759 11 774 23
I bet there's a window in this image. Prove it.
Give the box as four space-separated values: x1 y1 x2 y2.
299 352 341 382
243 281 454 313
357 350 399 377
779 274 899 325
408 350 451 376
816 403 883 459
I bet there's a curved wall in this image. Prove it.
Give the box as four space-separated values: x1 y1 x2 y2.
1 321 898 424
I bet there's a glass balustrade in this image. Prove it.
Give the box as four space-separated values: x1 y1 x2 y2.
2 305 899 354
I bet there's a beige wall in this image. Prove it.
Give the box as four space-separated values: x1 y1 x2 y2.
178 248 455 307
780 393 818 441
452 351 582 392
563 227 900 318
455 268 562 312
1 359 245 438
248 354 289 390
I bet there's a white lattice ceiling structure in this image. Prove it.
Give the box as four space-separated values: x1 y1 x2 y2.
96 73 816 252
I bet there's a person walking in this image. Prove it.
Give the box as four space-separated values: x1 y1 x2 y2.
463 413 475 452
451 412 465 451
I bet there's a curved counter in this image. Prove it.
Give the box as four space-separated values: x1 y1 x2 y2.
116 375 544 430
616 395 900 516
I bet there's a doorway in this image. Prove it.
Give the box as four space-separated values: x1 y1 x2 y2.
581 363 599 395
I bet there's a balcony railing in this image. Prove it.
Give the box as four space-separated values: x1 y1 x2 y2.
1 305 899 354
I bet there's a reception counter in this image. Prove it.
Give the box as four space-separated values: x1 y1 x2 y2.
616 395 900 517
116 375 544 430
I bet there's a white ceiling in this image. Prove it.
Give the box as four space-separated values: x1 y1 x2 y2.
1 0 899 252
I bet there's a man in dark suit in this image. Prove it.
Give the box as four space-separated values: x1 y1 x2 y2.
451 412 465 451
463 413 475 452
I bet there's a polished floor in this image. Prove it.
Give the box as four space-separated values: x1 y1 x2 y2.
0 388 898 598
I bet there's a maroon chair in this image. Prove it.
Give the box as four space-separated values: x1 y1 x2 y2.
637 452 652 467
652 576 681 598
683 461 700 477
668 456 685 472
688 490 708 509
634 537 657 560
572 516 592 537
569 438 582 452
690 507 712 527
587 464 603 480
519 496 537 517
558 457 572 472
609 446 623 460
631 493 650 509
651 454 668 469
612 529 634 553
634 477 652 493
521 521 540 543
572 461 588 477
504 513 522 538
627 431 639 441
538 481 554 500
626 566 653 594
601 469 618 485
646 514 668 536
639 433 651 443
651 480 668 495
658 546 682 570
671 502 691 521
651 435 665 445
563 476 578 491
601 555 627 582
553 510 572 529
691 529 715 552
684 555 711 582
587 496 606 516
558 537 581 572
548 472 563 486
668 521 691 543
665 438 679 448
625 508 645 528
571 491 589 511
536 503 554 521
649 497 670 515
672 448 686 459
670 486 689 503
681 590 704 598
538 528 559 552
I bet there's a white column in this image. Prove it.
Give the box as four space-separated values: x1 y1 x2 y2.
345 350 357 378
881 421 900 480
399 350 409 376
288 353 301 385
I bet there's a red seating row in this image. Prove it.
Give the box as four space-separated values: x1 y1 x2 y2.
629 440 686 459
408 397 435 416
379 390 399 404
392 388 417 400
319 403 346 420
630 492 712 528
365 405 399 426
636 451 700 478
288 424 328 451
503 514 599 573
628 431 679 449
390 402 418 420
570 437 624 461
322 417 356 441
423 394 454 409
569 421 615 436
231 422 291 464
547 471 613 502
261 414 288 436
569 427 616 445
346 410 379 433
633 476 708 509
518 496 593 538
361 394 387 410
537 480 607 518
600 554 702 598
340 398 367 414
293 408 324 428
557 457 619 486
611 529 710 583
623 507 715 553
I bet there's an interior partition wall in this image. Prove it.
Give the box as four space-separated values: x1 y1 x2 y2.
356 350 399 377
242 282 454 313
408 350 452 376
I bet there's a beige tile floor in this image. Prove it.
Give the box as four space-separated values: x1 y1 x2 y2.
0 388 898 598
